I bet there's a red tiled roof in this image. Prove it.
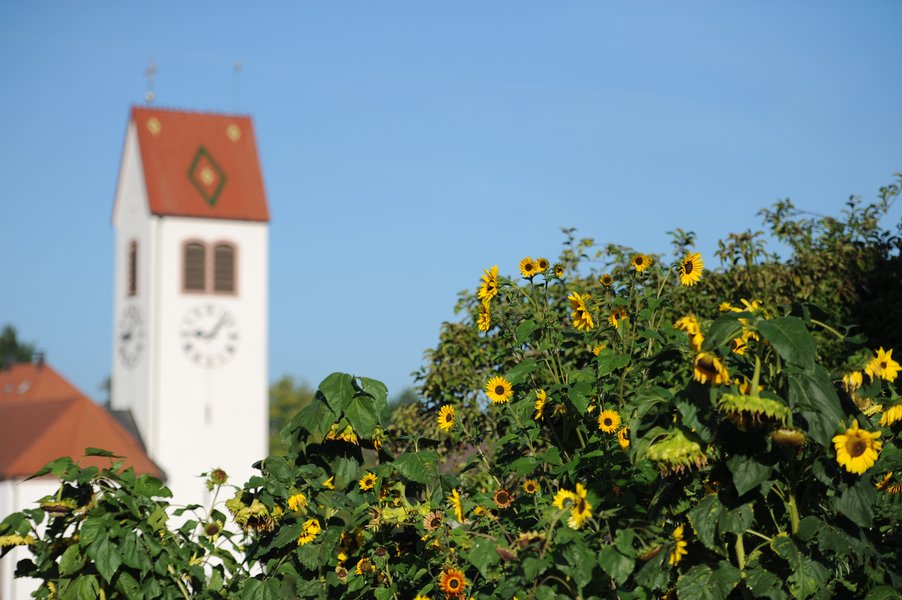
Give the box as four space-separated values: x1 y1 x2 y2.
0 363 162 480
129 106 269 222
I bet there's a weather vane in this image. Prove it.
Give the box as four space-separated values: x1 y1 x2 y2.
233 62 242 112
145 58 157 104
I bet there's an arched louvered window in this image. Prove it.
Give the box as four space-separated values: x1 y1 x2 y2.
213 243 236 293
184 242 207 291
127 240 138 296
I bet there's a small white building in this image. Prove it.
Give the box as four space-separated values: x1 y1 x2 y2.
110 106 270 506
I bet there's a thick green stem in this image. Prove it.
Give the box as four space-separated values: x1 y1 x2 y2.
788 490 800 535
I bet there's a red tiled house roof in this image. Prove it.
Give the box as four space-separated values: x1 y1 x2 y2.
127 106 269 222
0 363 162 480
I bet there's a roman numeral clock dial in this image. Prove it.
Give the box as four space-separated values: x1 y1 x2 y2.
180 303 239 368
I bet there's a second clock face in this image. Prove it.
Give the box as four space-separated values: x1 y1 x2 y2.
180 303 239 368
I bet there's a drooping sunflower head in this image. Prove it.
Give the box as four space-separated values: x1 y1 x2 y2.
485 375 514 404
678 252 704 286
717 394 790 429
617 426 630 450
693 352 730 386
880 404 902 427
287 492 307 512
598 409 622 433
477 301 491 332
608 307 628 329
771 427 807 448
533 389 547 420
519 257 537 278
646 429 708 475
297 518 321 546
423 510 444 532
553 264 565 278
832 420 882 475
631 253 652 272
568 291 595 331
522 479 540 494
668 525 688 566
599 273 614 287
493 488 514 509
437 404 455 431
477 265 499 301
535 257 550 272
865 347 901 383
843 371 864 392
439 568 468 597
359 472 378 491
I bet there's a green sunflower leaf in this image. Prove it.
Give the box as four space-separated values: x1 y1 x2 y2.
835 476 876 528
757 317 816 371
687 494 724 551
787 366 844 448
599 544 634 585
676 561 741 600
515 319 539 344
726 455 773 496
318 372 355 413
702 316 744 351
392 451 439 485
505 359 538 385
344 395 380 437
467 538 500 577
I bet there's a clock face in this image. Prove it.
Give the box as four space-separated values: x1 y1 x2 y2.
118 305 145 368
180 303 239 368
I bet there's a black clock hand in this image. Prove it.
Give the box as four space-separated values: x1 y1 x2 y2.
206 314 228 339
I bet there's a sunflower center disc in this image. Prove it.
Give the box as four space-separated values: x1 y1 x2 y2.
847 437 868 457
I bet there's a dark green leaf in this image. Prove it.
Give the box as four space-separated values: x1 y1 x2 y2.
726 455 773 496
284 399 336 440
864 586 902 600
86 536 121 583
788 366 844 448
523 556 551 580
597 353 630 376
345 395 380 437
59 545 85 576
393 451 439 485
718 503 754 535
505 359 538 385
61 575 99 600
356 376 388 406
319 373 355 414
467 538 500 577
133 474 171 498
687 495 724 551
758 317 816 370
120 531 152 572
562 539 596 591
770 534 830 600
568 388 590 414
599 545 634 585
84 447 118 457
676 561 741 600
703 316 744 351
516 319 539 344
745 565 788 600
114 571 143 599
835 477 876 528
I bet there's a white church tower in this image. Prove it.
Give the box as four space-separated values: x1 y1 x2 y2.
111 106 269 504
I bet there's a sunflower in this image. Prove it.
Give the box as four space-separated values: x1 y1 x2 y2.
553 264 565 278
485 375 514 404
449 489 464 523
592 343 607 356
598 409 621 433
522 479 540 494
477 300 491 332
843 371 864 392
618 426 630 450
0 534 36 547
297 518 321 546
535 257 550 272
356 557 375 575
875 472 893 491
519 257 537 278
646 429 708 475
439 568 467 597
492 488 514 509
693 352 730 386
477 265 499 302
719 302 734 312
880 405 902 427
568 292 595 331
833 420 882 475
668 525 688 566
599 273 614 287
423 510 444 532
865 347 901 382
533 389 547 420
359 472 378 491
567 483 593 529
678 253 704 286
287 492 307 512
414 595 431 600
608 307 628 329
552 489 577 510
674 315 701 335
631 253 652 272
437 404 455 431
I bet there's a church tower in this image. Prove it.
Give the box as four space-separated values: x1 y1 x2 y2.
111 107 269 504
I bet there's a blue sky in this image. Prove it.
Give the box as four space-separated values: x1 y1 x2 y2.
1 2 900 401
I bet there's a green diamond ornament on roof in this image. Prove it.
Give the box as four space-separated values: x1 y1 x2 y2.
187 146 227 207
